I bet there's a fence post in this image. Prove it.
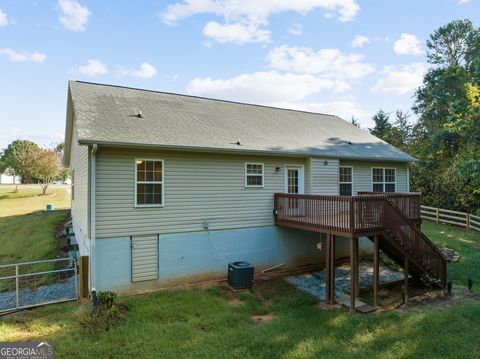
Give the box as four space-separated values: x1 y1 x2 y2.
466 213 470 230
15 265 19 309
74 259 79 300
436 208 439 224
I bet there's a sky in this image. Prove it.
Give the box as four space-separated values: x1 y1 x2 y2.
0 0 479 148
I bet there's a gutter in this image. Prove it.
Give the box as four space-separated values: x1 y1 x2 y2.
77 140 417 163
89 144 98 294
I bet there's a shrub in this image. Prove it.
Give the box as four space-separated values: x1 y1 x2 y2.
78 291 125 333
97 290 117 309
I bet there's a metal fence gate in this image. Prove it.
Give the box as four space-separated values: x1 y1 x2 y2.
0 258 78 313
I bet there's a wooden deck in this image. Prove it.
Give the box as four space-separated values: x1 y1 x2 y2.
273 192 421 237
273 192 447 311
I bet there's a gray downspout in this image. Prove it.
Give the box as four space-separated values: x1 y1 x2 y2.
90 144 98 294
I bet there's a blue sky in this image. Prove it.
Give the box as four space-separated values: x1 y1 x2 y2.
0 0 479 148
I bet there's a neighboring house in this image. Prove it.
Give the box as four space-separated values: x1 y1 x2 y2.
64 81 446 304
0 171 21 184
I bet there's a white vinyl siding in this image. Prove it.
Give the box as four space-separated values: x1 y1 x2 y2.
309 158 340 195
95 148 306 238
70 120 89 255
339 161 408 194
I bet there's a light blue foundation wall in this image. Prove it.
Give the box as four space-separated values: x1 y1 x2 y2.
94 226 371 292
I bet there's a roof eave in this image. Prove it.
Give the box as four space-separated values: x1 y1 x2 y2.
77 139 416 163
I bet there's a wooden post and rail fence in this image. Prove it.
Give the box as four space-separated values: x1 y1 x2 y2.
421 205 480 232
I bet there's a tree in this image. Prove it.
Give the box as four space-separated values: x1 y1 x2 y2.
426 19 480 69
351 116 361 128
369 110 394 142
54 143 71 183
410 19 480 213
1 140 40 183
26 147 59 195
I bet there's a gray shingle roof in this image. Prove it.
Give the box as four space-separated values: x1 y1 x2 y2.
66 81 415 163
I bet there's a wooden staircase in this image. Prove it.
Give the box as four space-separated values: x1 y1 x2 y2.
370 198 447 288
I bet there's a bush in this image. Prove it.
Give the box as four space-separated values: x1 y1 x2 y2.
97 291 117 309
78 291 125 333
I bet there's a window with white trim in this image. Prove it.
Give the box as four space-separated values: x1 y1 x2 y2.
136 160 163 206
339 167 353 196
245 163 264 187
372 168 396 193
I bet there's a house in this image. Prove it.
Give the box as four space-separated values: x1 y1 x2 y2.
64 81 446 307
0 171 21 184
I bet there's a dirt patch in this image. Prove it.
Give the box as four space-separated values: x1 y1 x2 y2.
316 303 342 310
251 312 275 323
54 217 70 262
227 298 244 307
395 287 480 313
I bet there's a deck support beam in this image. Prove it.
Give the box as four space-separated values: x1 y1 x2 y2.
350 237 359 312
373 235 379 307
325 234 336 305
404 257 409 300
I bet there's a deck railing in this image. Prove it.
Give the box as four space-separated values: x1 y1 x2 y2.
274 192 421 235
273 192 447 286
358 192 422 223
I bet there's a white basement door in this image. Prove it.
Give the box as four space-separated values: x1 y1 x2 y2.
131 235 159 282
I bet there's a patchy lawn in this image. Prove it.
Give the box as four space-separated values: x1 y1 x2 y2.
1 281 480 358
0 221 479 358
0 186 70 264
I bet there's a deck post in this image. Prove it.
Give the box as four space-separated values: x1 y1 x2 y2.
329 235 336 304
325 234 331 304
404 257 409 300
373 235 379 307
350 237 359 312
325 234 336 304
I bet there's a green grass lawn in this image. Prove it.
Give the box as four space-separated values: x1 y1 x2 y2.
0 220 479 358
0 186 70 264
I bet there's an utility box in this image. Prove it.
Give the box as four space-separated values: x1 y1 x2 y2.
228 261 254 290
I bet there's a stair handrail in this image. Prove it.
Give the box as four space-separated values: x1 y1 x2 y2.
383 196 447 286
385 197 447 260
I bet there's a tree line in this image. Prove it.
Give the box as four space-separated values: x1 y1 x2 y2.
367 20 480 215
0 140 70 195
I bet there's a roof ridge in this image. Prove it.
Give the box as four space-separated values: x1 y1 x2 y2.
70 80 340 119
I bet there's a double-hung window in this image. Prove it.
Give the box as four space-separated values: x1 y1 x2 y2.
245 163 264 187
372 168 396 192
136 159 164 206
339 167 353 196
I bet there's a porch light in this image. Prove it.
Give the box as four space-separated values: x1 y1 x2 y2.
136 160 143 164
324 160 328 166
275 167 281 173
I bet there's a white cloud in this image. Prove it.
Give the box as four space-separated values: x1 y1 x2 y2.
267 45 374 80
118 63 157 79
78 59 108 76
371 63 426 95
393 33 423 55
160 0 360 44
351 35 369 48
202 21 270 44
58 0 91 32
187 71 349 104
459 0 471 4
0 9 9 27
0 48 47 63
288 23 303 36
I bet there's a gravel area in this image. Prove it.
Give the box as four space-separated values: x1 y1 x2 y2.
286 263 405 301
0 276 76 312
